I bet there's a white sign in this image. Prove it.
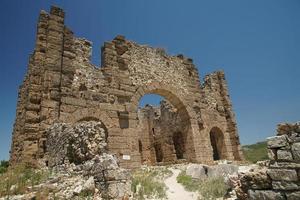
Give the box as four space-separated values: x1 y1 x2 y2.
122 155 131 160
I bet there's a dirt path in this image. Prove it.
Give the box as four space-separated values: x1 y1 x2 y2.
165 168 199 200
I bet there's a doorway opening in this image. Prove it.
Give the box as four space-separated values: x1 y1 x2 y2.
209 127 226 160
173 132 185 159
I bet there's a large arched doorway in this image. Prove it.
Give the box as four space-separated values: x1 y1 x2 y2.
133 84 195 165
209 127 226 160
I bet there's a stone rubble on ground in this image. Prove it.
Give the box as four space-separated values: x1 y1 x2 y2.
2 121 132 200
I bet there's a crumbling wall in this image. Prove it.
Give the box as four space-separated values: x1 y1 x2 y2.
10 6 243 168
235 122 300 200
202 71 244 161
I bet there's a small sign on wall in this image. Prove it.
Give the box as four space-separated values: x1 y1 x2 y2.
122 155 131 160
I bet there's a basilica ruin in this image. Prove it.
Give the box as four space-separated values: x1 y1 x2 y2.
10 6 243 169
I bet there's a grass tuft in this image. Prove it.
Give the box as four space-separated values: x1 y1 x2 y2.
131 167 170 200
0 163 50 197
177 171 229 200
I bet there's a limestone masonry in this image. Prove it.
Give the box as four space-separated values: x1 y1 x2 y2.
233 122 300 200
10 6 243 168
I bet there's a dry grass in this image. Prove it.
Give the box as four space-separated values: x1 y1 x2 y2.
177 171 229 200
131 167 171 200
0 163 50 197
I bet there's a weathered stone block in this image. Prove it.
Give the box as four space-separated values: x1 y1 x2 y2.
272 180 300 190
292 142 300 161
286 191 300 200
277 149 293 161
248 190 285 200
267 135 288 148
267 169 298 181
268 149 277 160
269 161 300 169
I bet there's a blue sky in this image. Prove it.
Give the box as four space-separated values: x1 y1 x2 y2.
0 0 299 160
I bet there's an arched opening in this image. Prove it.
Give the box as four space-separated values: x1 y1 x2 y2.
154 143 163 162
173 131 185 159
209 127 226 160
138 140 143 163
136 91 190 165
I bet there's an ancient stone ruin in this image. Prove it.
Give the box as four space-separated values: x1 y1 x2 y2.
10 6 243 169
233 122 300 200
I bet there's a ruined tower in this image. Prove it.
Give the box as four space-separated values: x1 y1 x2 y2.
10 6 243 168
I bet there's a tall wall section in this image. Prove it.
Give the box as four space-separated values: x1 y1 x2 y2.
10 6 243 168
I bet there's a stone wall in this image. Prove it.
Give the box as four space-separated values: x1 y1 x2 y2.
235 122 300 200
9 6 243 168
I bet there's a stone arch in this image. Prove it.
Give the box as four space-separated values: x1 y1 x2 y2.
209 127 227 160
67 108 117 145
69 108 115 129
130 82 198 162
131 82 196 125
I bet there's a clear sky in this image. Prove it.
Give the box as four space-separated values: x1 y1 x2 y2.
0 0 299 160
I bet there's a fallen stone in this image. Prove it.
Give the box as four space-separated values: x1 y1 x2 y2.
186 164 208 180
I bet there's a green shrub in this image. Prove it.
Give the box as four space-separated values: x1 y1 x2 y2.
0 163 50 197
176 171 200 191
242 141 268 163
131 168 168 200
177 171 229 200
198 176 229 200
0 160 9 174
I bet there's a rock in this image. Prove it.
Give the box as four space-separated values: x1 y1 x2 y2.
272 181 300 190
286 191 300 200
277 122 300 135
83 176 95 192
73 185 83 195
46 121 108 166
292 142 300 161
206 164 238 179
240 167 272 190
186 163 238 180
267 135 288 148
248 190 285 200
277 149 293 161
267 169 298 181
268 149 277 160
186 164 208 180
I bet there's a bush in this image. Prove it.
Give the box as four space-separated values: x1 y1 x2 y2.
0 160 9 174
177 171 229 200
0 163 50 197
198 176 229 200
131 168 169 200
176 171 200 192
